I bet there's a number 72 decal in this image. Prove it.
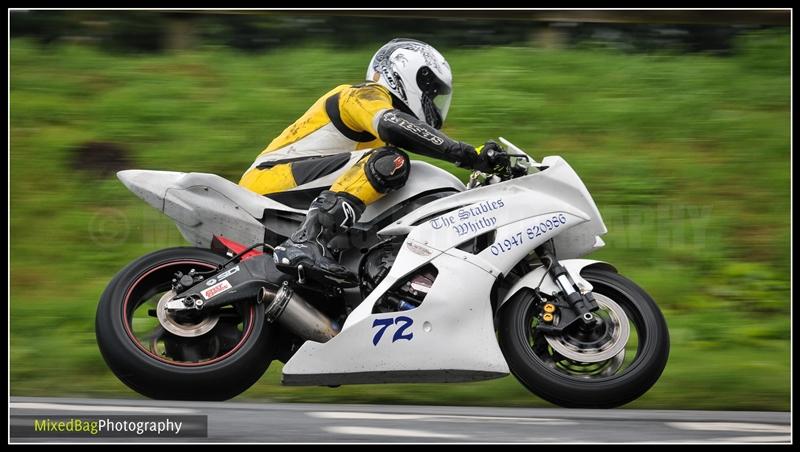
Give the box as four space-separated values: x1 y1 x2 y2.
372 316 414 346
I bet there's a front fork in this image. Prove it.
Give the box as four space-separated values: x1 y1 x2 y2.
533 240 600 335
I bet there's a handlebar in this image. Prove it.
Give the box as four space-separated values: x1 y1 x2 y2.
466 137 541 188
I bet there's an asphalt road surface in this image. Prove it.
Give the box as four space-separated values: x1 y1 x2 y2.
9 397 791 443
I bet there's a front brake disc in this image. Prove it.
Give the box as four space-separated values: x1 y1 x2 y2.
545 293 630 363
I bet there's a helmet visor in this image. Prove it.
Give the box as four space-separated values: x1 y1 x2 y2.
433 91 452 125
417 67 452 129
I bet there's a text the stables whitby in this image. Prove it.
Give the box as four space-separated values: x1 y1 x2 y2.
429 199 505 236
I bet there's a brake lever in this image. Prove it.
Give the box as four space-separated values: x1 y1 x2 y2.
467 171 483 189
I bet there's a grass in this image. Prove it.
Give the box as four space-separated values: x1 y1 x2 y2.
9 30 791 410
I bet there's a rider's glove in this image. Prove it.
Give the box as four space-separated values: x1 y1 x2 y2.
471 140 510 173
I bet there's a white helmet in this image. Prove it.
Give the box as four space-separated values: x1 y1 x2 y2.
366 38 453 129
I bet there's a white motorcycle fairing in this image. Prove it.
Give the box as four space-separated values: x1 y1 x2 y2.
282 156 610 386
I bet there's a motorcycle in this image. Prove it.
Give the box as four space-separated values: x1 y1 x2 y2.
95 138 669 408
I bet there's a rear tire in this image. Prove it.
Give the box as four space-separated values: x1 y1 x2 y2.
498 268 669 408
96 247 277 400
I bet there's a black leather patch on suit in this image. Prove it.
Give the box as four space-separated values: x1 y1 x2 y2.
265 187 327 210
290 153 352 185
325 93 377 143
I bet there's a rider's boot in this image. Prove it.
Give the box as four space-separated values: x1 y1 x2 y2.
273 190 364 287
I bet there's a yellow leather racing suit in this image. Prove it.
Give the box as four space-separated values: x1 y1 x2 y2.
239 82 403 205
239 79 486 209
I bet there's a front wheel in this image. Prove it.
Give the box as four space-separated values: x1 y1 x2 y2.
95 247 277 400
498 268 669 408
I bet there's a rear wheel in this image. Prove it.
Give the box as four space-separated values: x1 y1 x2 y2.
96 247 277 400
498 268 669 408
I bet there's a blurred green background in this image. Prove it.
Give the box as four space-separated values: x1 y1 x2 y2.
10 11 791 410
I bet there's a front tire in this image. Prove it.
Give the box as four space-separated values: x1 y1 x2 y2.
95 247 277 400
498 268 669 408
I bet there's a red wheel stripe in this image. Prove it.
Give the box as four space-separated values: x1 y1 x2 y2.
120 259 256 367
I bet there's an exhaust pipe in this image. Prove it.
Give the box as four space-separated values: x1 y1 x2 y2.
259 282 340 343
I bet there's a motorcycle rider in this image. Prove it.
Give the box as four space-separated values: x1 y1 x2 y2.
239 38 509 285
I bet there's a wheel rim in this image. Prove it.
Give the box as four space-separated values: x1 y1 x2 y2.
121 259 256 367
525 282 645 380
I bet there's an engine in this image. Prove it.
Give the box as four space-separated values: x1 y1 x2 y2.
359 240 438 313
